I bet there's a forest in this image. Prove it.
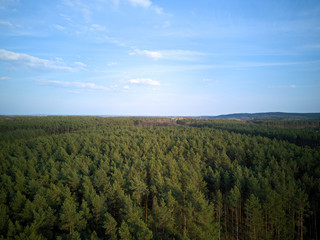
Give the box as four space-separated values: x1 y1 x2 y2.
0 116 319 240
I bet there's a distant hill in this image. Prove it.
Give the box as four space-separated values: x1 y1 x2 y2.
203 112 320 120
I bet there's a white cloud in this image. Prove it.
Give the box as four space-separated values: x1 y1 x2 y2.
0 49 80 71
0 76 10 80
143 50 162 60
130 49 204 61
60 14 73 24
103 35 126 47
153 6 163 14
127 0 162 14
289 85 296 88
129 78 160 86
90 24 107 32
130 49 162 60
160 50 205 61
123 85 130 89
140 50 162 60
127 0 152 8
0 20 13 27
62 0 91 22
74 61 87 70
107 62 117 66
154 21 170 29
53 24 65 31
41 80 109 91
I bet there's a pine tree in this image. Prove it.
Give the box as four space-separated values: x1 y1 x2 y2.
118 221 131 240
245 194 263 240
228 186 241 240
103 212 117 240
59 195 86 235
215 190 223 240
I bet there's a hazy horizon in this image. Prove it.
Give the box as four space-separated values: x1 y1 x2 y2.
1 111 320 118
1 0 320 115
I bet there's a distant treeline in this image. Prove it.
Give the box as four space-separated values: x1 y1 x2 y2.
251 119 320 129
205 112 320 120
0 117 319 240
178 118 320 148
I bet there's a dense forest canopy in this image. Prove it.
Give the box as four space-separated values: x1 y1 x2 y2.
206 112 320 120
0 116 319 240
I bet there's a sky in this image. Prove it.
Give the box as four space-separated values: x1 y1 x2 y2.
0 0 320 116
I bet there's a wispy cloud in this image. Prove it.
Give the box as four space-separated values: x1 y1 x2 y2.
202 78 219 83
60 14 73 24
154 21 170 29
234 61 320 68
130 49 162 60
127 0 152 8
0 0 20 10
107 62 117 66
152 6 163 14
90 24 107 32
143 50 162 60
74 61 87 70
58 18 124 47
302 44 320 50
127 0 162 14
129 78 160 86
0 76 10 80
102 35 126 47
0 49 82 71
197 60 320 71
0 20 13 27
62 0 91 22
130 49 205 61
202 78 212 82
142 60 320 75
41 80 109 91
53 24 65 31
268 84 297 89
160 50 205 61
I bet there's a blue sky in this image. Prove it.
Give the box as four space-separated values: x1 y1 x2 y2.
0 0 319 116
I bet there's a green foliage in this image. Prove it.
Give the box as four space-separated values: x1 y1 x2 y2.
118 221 131 240
245 194 263 240
103 212 117 239
59 194 86 235
0 116 319 239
